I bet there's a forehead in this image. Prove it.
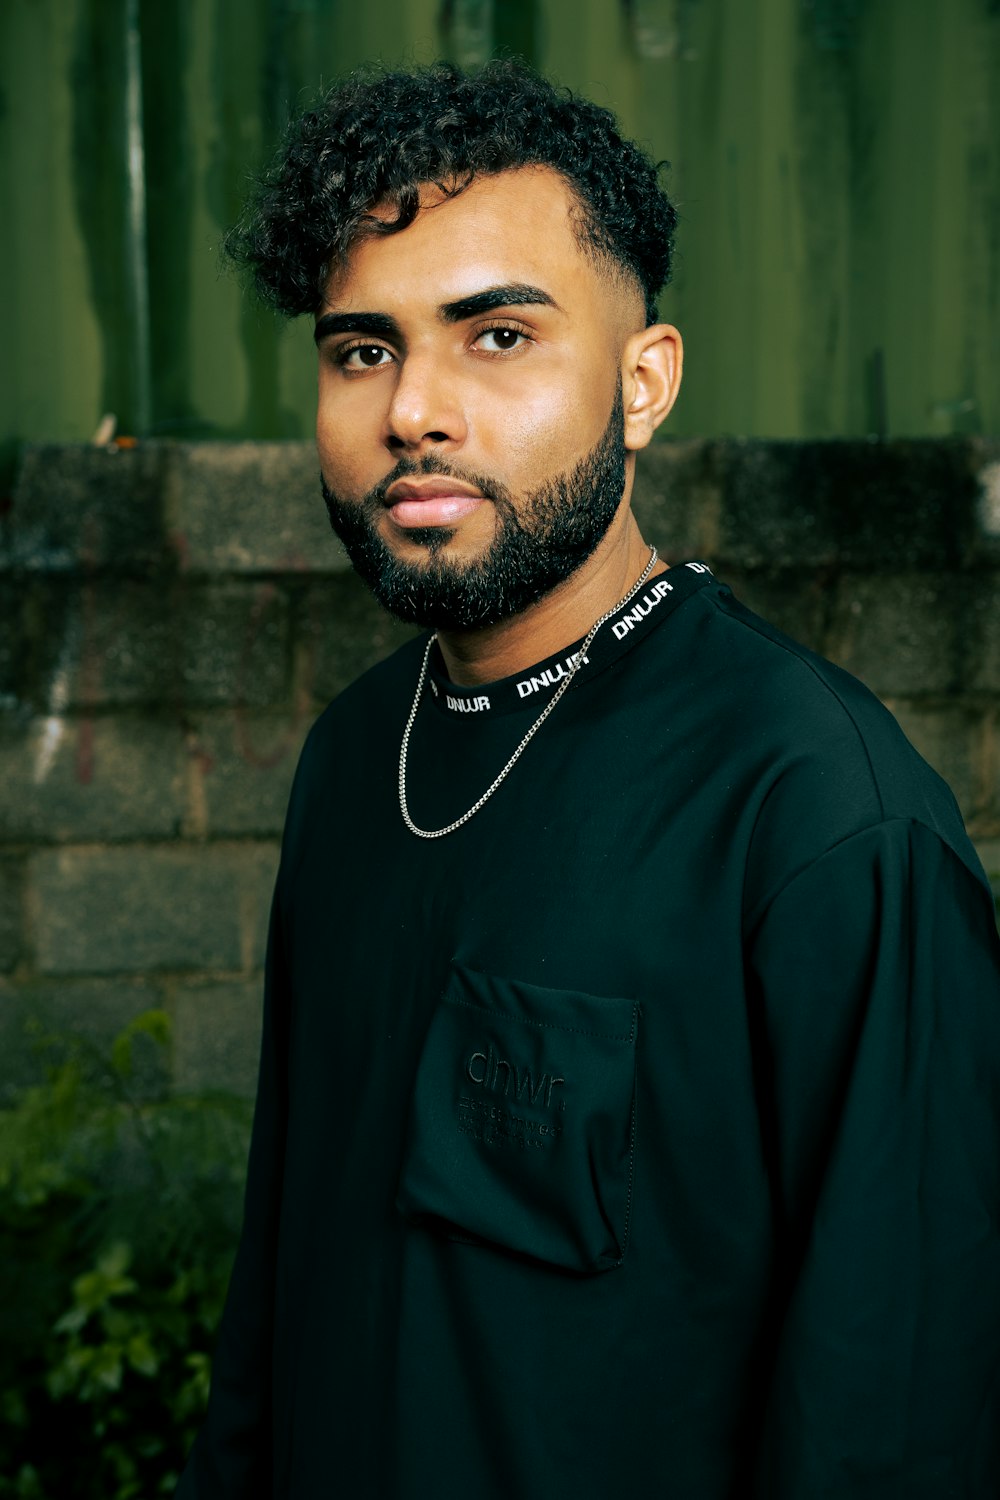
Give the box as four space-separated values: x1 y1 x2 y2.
324 166 609 313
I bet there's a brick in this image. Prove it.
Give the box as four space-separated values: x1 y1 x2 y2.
0 715 186 842
883 700 989 827
0 859 23 973
169 442 349 575
184 710 308 838
0 975 164 1102
825 574 959 698
171 976 264 1098
30 842 279 976
306 573 418 704
2 444 168 574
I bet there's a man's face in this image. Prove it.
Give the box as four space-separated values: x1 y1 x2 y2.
314 167 643 630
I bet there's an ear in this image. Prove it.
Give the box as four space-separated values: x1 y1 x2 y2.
621 324 683 451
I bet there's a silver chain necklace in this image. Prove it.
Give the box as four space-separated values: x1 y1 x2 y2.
398 545 659 839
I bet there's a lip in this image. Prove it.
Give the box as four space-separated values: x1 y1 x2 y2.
385 477 485 503
385 476 487 529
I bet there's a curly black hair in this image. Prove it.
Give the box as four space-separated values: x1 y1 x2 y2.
225 59 677 325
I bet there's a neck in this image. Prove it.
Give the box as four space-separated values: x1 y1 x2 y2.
435 509 667 687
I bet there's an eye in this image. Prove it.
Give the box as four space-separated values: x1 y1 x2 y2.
473 324 530 355
339 342 394 370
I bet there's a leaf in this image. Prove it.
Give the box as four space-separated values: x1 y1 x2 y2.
53 1303 89 1336
110 1011 171 1081
125 1332 159 1379
0 1008 250 1496
0 1386 29 1429
70 1252 138 1316
87 1343 125 1395
98 1241 132 1278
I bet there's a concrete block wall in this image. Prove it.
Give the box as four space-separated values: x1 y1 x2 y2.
2 438 999 1098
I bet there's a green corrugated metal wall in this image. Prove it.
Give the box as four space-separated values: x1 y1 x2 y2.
1 0 998 451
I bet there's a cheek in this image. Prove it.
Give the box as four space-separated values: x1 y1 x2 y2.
317 439 361 500
316 389 378 497
477 375 605 478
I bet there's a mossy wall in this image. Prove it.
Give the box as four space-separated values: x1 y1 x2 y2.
2 438 1000 1095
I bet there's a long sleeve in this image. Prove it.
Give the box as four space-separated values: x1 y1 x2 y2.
747 819 1000 1496
176 891 290 1499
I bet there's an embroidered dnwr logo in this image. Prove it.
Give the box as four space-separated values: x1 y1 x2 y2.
465 1041 565 1109
398 970 636 1268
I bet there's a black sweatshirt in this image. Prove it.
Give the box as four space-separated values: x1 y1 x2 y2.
178 565 1000 1498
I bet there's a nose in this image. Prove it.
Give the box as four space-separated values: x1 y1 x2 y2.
383 350 467 454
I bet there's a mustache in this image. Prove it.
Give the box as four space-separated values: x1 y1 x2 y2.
363 454 514 511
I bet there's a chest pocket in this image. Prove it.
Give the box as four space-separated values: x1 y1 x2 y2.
396 964 638 1274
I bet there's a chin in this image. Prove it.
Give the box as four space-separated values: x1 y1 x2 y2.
385 523 458 557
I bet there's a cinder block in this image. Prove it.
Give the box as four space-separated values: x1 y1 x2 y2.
169 443 349 575
961 576 1000 694
181 581 292 708
21 578 292 713
0 716 186 843
21 577 173 713
244 848 279 969
0 859 23 973
0 582 20 706
884 700 987 827
184 711 308 838
970 440 1000 563
307 573 417 704
30 842 279 976
632 440 725 563
171 977 264 1098
3 444 168 573
702 439 977 571
825 575 958 698
0 975 165 1101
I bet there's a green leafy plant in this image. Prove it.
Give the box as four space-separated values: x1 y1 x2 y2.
0 1010 252 1499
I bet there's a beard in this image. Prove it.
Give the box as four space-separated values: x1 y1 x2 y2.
321 381 627 631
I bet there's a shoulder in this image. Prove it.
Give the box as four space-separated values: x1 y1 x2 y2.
689 585 905 755
679 582 982 908
693 583 953 809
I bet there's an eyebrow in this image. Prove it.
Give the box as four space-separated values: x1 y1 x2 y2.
313 310 400 345
439 283 560 322
313 283 560 345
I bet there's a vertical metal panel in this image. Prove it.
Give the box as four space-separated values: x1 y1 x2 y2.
124 0 152 435
541 0 1000 439
0 0 113 446
444 0 496 67
0 0 997 447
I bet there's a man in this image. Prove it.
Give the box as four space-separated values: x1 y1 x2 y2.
179 60 1000 1497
